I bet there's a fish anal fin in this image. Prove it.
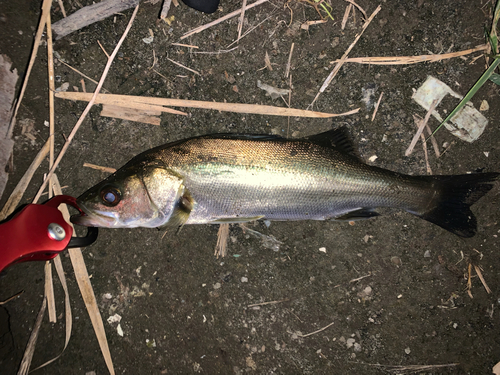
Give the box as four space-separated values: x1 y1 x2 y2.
212 215 265 224
334 208 380 221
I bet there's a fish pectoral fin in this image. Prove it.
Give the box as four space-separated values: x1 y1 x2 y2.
157 188 195 231
333 208 380 221
211 215 265 224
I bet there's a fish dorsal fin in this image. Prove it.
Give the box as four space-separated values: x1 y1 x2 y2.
305 127 358 157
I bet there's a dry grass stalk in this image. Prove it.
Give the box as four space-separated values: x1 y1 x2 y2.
330 44 488 65
18 297 47 375
83 163 117 173
166 57 200 75
51 174 115 374
0 139 50 221
405 99 437 156
57 59 111 93
247 298 289 308
44 261 57 323
181 0 269 40
101 104 162 125
371 91 383 121
215 224 230 258
45 12 57 323
264 51 273 71
300 19 326 30
344 0 367 20
56 0 67 17
285 42 294 78
349 272 372 283
33 5 140 203
311 5 381 107
100 98 187 116
365 363 460 373
341 4 352 30
171 42 199 49
227 14 274 49
237 0 248 42
0 291 24 305
297 321 334 338
474 264 492 294
413 116 432 175
56 91 359 118
7 0 52 139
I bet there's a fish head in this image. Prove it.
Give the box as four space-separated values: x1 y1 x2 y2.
71 165 187 228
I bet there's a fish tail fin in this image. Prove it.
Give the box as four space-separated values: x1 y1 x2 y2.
416 173 498 237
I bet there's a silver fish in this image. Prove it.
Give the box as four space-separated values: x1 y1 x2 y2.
71 128 498 237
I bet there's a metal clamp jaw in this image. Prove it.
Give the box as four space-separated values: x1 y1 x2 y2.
0 195 98 272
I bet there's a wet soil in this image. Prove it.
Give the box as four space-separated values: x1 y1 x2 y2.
1 0 500 374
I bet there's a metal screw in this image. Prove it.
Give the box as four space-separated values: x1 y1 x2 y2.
47 223 66 241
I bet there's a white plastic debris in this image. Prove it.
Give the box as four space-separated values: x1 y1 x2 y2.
480 100 489 111
319 247 327 253
117 323 124 337
368 155 378 162
107 314 122 324
412 76 488 143
257 80 290 100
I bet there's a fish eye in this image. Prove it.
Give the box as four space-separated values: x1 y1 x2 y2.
99 185 121 206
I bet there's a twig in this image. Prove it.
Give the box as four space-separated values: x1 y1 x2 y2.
0 140 50 221
405 99 437 156
83 163 117 173
171 42 199 49
181 0 269 40
8 0 52 139
56 91 360 119
297 321 334 338
18 297 47 375
285 42 294 78
349 273 372 283
329 44 488 65
371 91 383 121
413 115 432 174
57 59 111 93
311 5 381 107
237 0 247 42
33 5 140 203
192 47 239 54
341 4 352 30
0 291 24 305
227 14 273 48
97 40 110 59
248 299 289 308
57 0 67 17
474 265 492 294
344 0 367 20
166 57 200 75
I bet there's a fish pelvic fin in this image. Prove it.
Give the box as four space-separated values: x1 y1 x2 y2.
333 208 380 221
158 188 195 232
416 172 499 237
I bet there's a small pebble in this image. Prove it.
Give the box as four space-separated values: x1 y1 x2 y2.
241 277 248 283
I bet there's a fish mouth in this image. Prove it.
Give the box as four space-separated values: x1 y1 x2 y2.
70 202 116 227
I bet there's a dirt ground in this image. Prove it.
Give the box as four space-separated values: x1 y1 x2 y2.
1 0 500 374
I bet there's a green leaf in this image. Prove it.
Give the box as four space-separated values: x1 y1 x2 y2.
429 57 500 139
490 72 500 85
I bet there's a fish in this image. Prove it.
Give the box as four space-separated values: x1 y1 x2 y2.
70 128 498 237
